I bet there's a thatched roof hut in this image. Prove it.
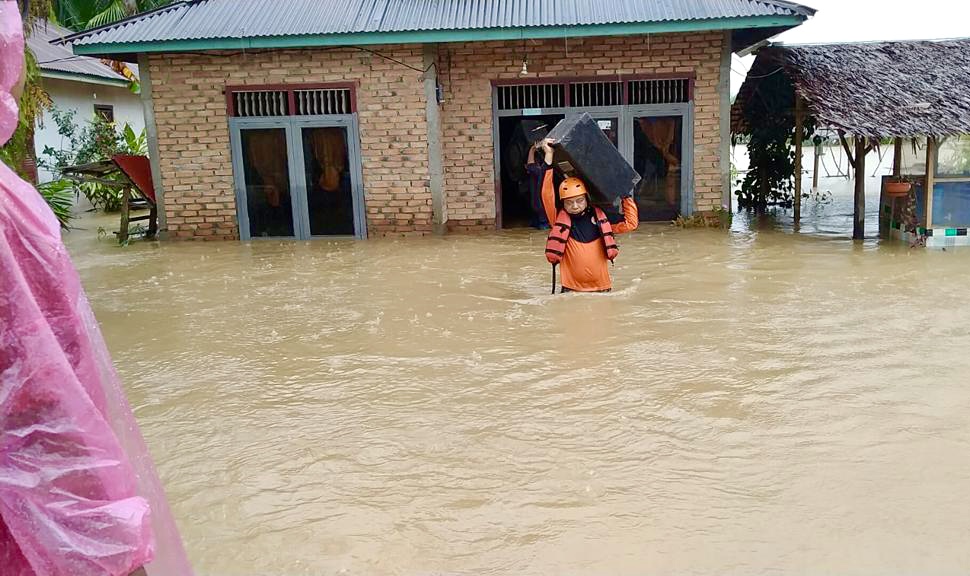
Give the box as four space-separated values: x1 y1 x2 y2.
732 39 970 139
732 39 970 243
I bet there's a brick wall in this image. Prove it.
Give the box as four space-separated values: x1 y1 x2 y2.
437 32 725 229
149 46 432 239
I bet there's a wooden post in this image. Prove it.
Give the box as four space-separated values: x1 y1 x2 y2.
793 97 803 226
925 137 936 229
119 186 131 244
853 136 866 240
813 142 821 189
892 137 903 177
148 205 158 239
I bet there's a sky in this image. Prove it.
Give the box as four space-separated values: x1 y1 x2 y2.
731 0 970 93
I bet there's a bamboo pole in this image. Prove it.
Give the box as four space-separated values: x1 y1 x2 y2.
813 141 821 189
793 97 803 227
853 137 866 240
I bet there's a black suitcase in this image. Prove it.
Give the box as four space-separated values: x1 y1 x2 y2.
547 113 641 220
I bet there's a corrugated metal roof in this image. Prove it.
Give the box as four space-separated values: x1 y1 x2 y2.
28 21 135 82
68 0 813 46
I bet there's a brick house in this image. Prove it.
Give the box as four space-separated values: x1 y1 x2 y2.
66 0 813 240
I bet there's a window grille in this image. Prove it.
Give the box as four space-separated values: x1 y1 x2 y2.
231 90 289 117
294 89 352 115
496 83 566 110
627 78 690 105
569 81 623 107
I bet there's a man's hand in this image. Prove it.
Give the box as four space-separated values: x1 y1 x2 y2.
540 138 556 165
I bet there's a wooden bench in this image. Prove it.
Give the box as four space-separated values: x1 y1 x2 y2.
62 155 158 242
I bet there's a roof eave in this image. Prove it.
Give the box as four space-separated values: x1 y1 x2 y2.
71 15 807 58
40 69 131 88
59 0 189 44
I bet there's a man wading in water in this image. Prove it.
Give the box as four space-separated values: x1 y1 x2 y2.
539 138 638 293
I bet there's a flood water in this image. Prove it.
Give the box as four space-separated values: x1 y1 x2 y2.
64 164 970 574
730 144 892 238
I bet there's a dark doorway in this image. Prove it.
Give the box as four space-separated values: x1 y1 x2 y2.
498 114 563 228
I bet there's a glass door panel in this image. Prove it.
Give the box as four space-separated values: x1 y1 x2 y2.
632 116 683 221
239 128 295 237
594 117 619 148
300 126 355 236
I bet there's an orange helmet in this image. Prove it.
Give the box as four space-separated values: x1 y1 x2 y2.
558 177 588 200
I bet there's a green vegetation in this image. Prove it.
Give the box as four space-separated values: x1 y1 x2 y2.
54 0 175 31
37 178 75 228
734 71 816 212
2 0 164 226
40 107 148 212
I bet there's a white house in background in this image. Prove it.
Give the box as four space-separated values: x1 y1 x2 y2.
29 21 144 182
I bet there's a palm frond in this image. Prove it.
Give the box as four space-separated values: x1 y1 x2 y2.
86 0 129 29
37 179 76 229
54 0 96 30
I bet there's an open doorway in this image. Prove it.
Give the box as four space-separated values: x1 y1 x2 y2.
632 115 684 221
498 114 564 228
494 78 693 227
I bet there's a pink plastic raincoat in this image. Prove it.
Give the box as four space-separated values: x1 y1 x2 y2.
0 4 192 574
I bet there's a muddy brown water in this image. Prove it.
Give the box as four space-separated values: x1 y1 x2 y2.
64 182 970 575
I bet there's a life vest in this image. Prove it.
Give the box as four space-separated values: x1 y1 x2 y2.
545 207 618 264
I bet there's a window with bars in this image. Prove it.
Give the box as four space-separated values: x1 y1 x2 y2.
496 83 565 110
627 78 690 105
570 81 622 107
231 90 289 117
228 86 355 117
294 89 352 115
496 78 691 111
